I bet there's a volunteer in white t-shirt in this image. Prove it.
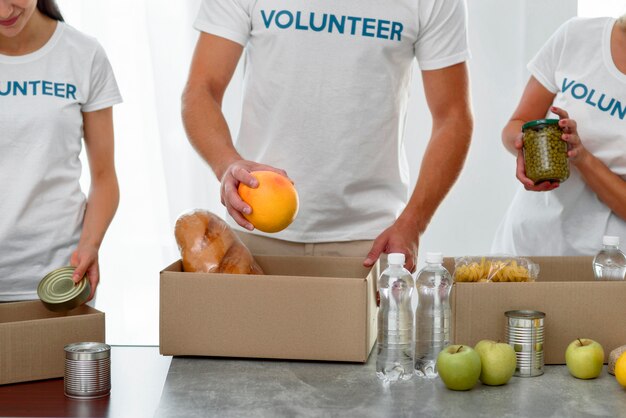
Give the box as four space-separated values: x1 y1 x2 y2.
492 16 626 256
183 0 473 271
0 0 122 301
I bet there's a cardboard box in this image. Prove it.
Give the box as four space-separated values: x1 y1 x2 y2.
0 301 105 385
449 256 626 364
160 255 378 362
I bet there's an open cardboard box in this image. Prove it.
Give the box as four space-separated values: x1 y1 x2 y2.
161 254 623 365
0 301 105 385
160 255 378 362
448 256 626 364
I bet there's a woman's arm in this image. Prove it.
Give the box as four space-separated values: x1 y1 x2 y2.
505 77 626 217
552 107 626 220
503 76 560 192
71 107 120 301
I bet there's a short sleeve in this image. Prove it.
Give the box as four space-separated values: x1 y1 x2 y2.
194 0 251 46
527 19 571 94
81 43 122 112
415 0 471 70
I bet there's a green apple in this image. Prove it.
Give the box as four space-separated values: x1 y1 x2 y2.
565 338 604 379
474 340 517 386
436 345 481 391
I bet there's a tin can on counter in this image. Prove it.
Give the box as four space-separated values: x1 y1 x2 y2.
38 266 90 312
505 310 545 377
64 342 111 399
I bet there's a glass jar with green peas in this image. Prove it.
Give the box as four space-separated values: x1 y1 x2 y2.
522 119 569 185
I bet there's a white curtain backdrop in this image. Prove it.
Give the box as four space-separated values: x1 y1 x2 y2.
579 0 624 17
57 0 222 345
52 0 606 345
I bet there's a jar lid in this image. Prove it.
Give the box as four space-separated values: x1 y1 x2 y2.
37 266 90 312
521 119 560 131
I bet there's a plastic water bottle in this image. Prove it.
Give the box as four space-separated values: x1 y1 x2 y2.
414 252 452 378
376 253 414 382
593 236 626 281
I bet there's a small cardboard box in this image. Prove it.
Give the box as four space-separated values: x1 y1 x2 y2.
450 256 626 364
0 301 105 385
160 255 378 362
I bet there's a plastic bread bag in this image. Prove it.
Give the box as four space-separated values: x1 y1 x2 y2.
174 209 264 275
453 256 539 282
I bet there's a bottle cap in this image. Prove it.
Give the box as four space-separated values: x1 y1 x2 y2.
426 252 443 264
603 236 620 246
388 253 405 266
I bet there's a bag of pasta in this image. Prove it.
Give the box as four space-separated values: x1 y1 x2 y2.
453 256 539 283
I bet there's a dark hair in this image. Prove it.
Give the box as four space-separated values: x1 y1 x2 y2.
37 0 64 22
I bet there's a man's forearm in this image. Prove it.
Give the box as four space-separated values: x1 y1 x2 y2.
401 113 473 234
181 85 242 180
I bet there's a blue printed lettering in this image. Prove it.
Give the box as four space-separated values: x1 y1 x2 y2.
571 84 588 99
42 81 53 96
29 80 40 95
261 9 275 29
346 16 362 35
295 11 308 30
561 77 625 121
310 13 327 32
390 22 403 41
561 78 575 93
328 15 345 34
598 94 615 112
66 84 77 100
12 81 27 96
54 82 65 98
585 89 597 107
0 80 77 100
377 19 391 39
362 18 376 37
611 101 626 120
275 11 293 29
258 9 404 42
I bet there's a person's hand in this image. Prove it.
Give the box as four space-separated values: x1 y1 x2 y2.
220 160 290 230
551 106 588 164
515 132 560 192
363 219 419 272
70 244 99 302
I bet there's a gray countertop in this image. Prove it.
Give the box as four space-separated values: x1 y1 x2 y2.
155 351 626 418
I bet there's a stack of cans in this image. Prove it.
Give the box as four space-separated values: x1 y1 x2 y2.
64 342 111 399
505 310 545 377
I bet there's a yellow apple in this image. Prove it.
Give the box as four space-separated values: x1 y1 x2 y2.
474 340 517 386
565 338 604 379
436 345 481 391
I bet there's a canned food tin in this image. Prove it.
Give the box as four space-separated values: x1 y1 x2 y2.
522 119 569 185
64 342 111 399
37 266 90 312
505 310 545 377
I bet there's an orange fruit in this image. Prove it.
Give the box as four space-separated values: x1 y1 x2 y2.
237 171 299 233
616 352 626 387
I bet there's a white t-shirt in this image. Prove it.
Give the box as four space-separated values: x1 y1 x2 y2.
0 22 122 301
492 17 626 256
195 0 470 242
